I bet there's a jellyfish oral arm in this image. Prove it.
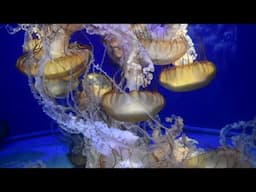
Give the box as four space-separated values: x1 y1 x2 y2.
64 114 139 156
84 24 155 91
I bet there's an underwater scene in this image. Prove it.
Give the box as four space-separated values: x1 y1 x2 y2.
0 24 255 168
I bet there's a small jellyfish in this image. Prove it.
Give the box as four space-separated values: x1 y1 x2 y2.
83 73 113 102
101 91 165 123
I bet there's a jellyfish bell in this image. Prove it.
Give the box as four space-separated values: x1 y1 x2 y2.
16 53 83 98
157 30 217 92
42 50 90 79
39 79 79 98
40 43 91 80
159 61 216 92
101 91 165 123
183 147 252 168
16 42 91 98
16 53 35 76
129 24 189 65
139 37 189 65
16 38 43 75
83 73 113 102
16 43 91 80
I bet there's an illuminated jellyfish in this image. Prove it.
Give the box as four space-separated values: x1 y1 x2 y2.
130 24 189 65
101 91 165 122
17 41 91 79
183 147 252 168
182 118 256 168
87 24 155 91
76 72 113 112
10 24 213 167
155 26 216 92
159 61 216 92
130 24 216 92
219 117 256 167
82 73 113 102
84 24 165 123
16 31 92 98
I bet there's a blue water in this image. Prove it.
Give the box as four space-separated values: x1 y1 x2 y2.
0 24 255 167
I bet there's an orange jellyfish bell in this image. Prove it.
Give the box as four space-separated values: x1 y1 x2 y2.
16 42 91 98
159 61 216 92
129 24 189 65
139 37 189 65
101 91 165 123
16 43 91 80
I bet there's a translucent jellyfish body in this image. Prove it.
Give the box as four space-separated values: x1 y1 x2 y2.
83 73 113 101
40 79 79 98
16 41 92 97
183 147 252 168
139 37 188 65
101 91 165 122
16 43 91 80
159 61 216 92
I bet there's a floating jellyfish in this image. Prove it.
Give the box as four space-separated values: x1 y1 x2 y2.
183 147 252 168
156 26 216 92
17 43 91 80
82 73 113 102
130 24 216 92
131 24 189 65
139 37 188 65
16 42 92 98
76 72 113 110
9 24 228 168
159 61 216 92
101 91 165 122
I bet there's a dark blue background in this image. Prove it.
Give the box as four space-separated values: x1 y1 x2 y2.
0 24 255 137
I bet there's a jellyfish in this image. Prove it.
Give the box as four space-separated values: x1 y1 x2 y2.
138 37 188 65
87 24 155 91
130 24 189 65
129 24 216 92
156 28 216 92
183 147 252 168
16 38 92 98
82 73 113 102
10 24 224 168
76 72 113 110
17 43 91 80
159 61 216 92
101 91 165 123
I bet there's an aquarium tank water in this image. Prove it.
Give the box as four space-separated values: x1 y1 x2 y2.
0 24 255 168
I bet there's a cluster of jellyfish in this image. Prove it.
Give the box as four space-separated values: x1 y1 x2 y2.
10 24 256 168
